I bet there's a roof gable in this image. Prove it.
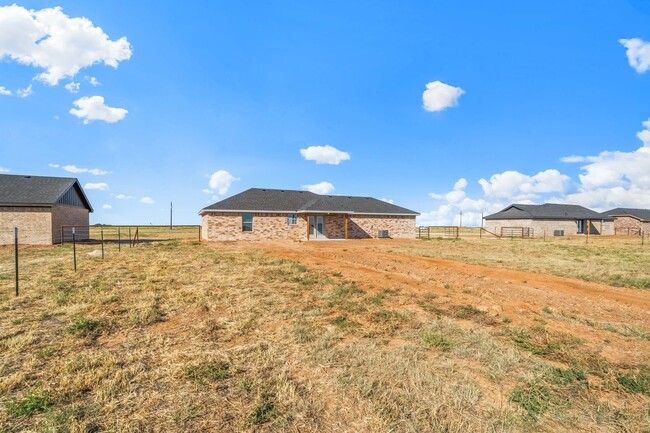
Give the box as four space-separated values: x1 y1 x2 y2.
604 208 650 222
0 174 93 211
200 188 419 215
485 203 611 221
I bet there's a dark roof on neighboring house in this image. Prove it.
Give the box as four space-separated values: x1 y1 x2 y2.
0 174 93 212
603 208 650 222
200 188 419 215
484 203 612 221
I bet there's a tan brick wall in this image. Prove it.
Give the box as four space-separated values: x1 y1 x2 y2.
202 212 308 241
201 212 417 240
51 205 90 244
613 216 650 234
0 206 53 245
349 215 416 239
484 218 614 237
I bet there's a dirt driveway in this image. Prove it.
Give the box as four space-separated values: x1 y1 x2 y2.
246 239 650 365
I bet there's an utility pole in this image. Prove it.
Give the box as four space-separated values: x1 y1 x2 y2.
170 202 173 230
459 211 463 228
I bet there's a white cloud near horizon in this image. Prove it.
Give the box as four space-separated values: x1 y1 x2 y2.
620 38 650 73
0 167 10 173
302 181 335 195
300 145 351 165
0 5 132 85
422 118 650 225
206 170 238 196
84 182 108 191
49 163 111 175
102 204 111 209
140 197 154 204
69 96 127 124
0 86 11 95
422 81 465 112
111 193 133 200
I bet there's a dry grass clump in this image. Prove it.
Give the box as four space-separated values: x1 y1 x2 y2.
0 240 649 432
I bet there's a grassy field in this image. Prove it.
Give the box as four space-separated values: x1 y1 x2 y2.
0 238 649 432
399 235 650 289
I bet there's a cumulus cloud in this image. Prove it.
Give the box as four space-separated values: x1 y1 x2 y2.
302 181 335 195
422 118 650 225
64 81 80 93
0 5 132 85
300 145 351 165
619 38 650 73
111 193 133 200
0 86 11 95
422 81 465 112
140 197 154 204
86 76 100 86
206 170 238 196
16 84 32 98
84 182 108 191
0 167 10 173
380 198 394 204
69 96 127 124
49 163 111 175
102 204 111 209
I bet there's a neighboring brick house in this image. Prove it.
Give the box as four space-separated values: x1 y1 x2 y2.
200 188 419 241
0 174 93 245
603 208 650 235
483 203 614 237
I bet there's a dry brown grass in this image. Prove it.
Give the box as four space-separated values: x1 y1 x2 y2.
0 239 649 432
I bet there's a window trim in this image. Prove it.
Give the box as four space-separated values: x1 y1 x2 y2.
242 213 254 232
287 213 298 225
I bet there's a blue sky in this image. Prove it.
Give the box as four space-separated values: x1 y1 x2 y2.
1 1 650 225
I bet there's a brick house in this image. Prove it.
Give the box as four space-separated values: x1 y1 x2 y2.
483 203 614 237
603 208 650 235
0 174 93 245
200 188 419 241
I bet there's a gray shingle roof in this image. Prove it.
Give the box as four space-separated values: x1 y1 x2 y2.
0 174 93 211
603 208 650 222
484 203 612 221
200 188 419 215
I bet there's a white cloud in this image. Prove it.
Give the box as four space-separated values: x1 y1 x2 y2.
69 96 127 124
299 145 351 165
86 76 100 86
16 84 32 98
0 5 132 85
53 115 59 120
140 196 154 204
0 86 11 95
380 198 394 204
422 81 465 112
50 163 111 175
112 193 133 200
102 204 111 209
560 155 586 163
302 181 335 195
0 167 10 173
84 182 108 191
64 81 80 93
422 118 650 225
478 169 570 200
619 38 650 74
208 170 238 195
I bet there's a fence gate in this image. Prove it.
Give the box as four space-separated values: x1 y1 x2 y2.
500 227 534 238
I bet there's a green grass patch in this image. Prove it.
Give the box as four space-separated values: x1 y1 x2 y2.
616 366 650 396
67 316 102 338
185 361 230 385
420 329 452 351
5 391 50 417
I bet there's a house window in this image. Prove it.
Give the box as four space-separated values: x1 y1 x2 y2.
242 213 253 232
576 220 584 234
287 214 298 225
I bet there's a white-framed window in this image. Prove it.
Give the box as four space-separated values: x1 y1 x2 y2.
576 220 584 234
242 213 254 232
287 213 298 225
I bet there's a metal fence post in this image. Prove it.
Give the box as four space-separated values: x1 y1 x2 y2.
101 227 105 260
72 227 77 272
128 227 132 248
118 226 121 251
14 227 19 296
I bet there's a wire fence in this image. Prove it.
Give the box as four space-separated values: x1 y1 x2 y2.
0 225 201 298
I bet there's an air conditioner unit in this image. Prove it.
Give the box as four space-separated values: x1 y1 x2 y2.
378 229 389 238
553 230 564 236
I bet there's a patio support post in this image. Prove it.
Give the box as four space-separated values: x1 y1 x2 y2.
345 214 349 240
306 215 310 241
